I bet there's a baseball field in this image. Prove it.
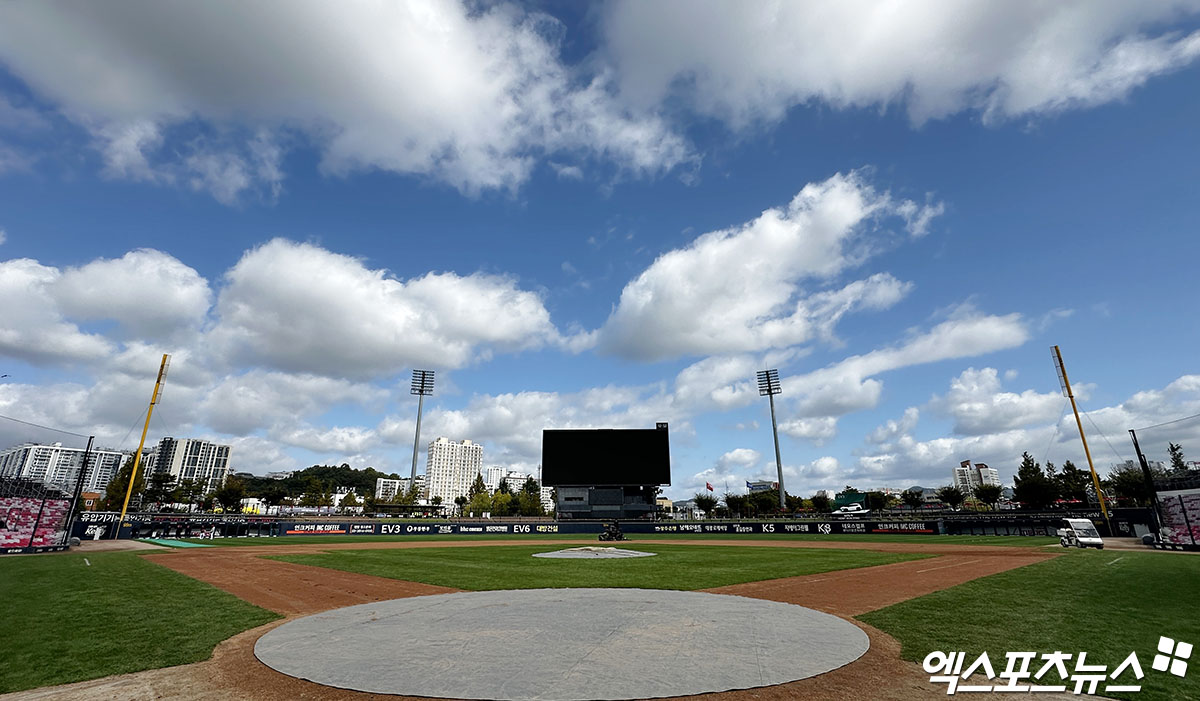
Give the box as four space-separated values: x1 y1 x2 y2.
1 534 1196 701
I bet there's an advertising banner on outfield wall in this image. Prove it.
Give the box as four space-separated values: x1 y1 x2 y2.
627 521 942 535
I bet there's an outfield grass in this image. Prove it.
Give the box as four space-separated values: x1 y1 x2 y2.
859 550 1200 701
269 543 930 590
0 552 280 694
171 532 1057 548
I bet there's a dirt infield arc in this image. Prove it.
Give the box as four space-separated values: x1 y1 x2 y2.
3 539 1062 701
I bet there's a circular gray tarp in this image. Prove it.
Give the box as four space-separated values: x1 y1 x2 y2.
254 588 869 700
532 546 656 559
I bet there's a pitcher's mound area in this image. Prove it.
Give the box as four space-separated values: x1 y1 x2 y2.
532 546 656 559
254 588 869 701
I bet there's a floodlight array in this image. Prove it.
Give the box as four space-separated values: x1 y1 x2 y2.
411 369 435 396
756 369 781 396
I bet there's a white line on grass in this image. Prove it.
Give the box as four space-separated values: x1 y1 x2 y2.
1106 557 1124 566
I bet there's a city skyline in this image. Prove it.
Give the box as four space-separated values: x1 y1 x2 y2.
0 3 1198 500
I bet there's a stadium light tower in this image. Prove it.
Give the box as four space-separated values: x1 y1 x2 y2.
757 369 786 511
409 370 435 484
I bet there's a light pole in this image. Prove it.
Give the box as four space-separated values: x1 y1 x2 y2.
409 370 435 486
757 369 786 511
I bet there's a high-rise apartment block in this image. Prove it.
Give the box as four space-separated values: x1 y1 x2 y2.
0 443 129 493
147 437 231 492
425 438 482 506
482 465 505 493
953 459 1001 494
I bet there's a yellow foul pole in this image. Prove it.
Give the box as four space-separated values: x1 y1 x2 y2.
1052 345 1110 531
114 353 170 538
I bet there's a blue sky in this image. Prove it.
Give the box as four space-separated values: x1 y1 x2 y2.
1 1 1199 498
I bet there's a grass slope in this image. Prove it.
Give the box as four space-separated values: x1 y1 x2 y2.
859 550 1200 701
270 543 929 590
0 552 279 694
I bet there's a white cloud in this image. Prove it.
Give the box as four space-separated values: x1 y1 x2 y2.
95 120 165 183
717 448 761 472
932 367 1065 435
225 435 297 475
0 258 116 365
392 383 680 474
683 448 762 494
671 355 759 413
0 1 693 199
209 239 564 379
269 424 377 455
787 311 1029 418
855 374 1200 489
598 172 935 360
198 371 386 435
868 408 921 444
779 417 839 444
53 249 212 340
602 1 1200 126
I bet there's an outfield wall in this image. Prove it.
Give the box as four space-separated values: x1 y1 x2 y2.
69 508 1154 541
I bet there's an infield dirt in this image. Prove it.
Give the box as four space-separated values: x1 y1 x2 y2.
4 539 1074 701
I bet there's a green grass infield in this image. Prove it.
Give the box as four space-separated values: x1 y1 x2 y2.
268 543 930 590
859 550 1200 701
0 552 280 694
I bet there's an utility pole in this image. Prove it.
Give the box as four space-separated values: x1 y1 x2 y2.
115 354 169 538
757 369 786 511
1052 346 1110 533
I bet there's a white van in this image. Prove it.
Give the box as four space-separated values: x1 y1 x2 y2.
1058 518 1105 550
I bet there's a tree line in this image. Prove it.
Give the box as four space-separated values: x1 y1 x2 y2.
688 442 1192 518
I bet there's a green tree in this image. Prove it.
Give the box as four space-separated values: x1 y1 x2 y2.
142 471 176 511
261 484 288 509
1012 452 1058 509
454 495 468 516
102 457 146 511
496 479 512 496
864 491 889 511
517 489 543 517
973 484 1003 510
214 478 245 513
1169 443 1188 474
723 493 748 517
693 492 719 518
521 476 540 498
901 489 924 510
430 495 443 507
467 491 491 516
469 473 488 498
1056 460 1091 503
171 478 204 512
935 485 965 510
810 493 832 512
341 491 359 512
749 489 780 515
491 491 514 516
1106 462 1167 505
299 491 321 507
